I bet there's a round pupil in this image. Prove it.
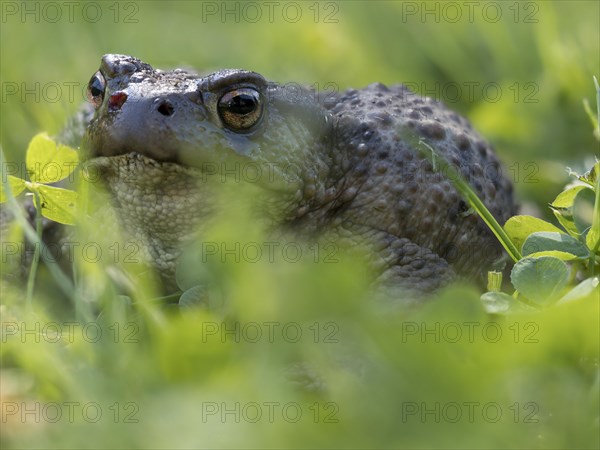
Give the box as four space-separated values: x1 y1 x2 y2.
228 93 257 115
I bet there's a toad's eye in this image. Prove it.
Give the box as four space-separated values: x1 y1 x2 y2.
217 88 263 131
87 71 106 108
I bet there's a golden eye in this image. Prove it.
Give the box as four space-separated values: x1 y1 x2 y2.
217 88 263 131
86 71 106 108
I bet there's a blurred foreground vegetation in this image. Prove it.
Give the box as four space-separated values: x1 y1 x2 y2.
2 188 598 447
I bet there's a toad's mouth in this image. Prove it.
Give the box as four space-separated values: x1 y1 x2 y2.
84 137 261 168
83 151 301 196
83 123 196 164
81 153 204 191
83 111 261 168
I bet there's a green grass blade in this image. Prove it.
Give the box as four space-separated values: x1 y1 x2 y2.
414 136 522 263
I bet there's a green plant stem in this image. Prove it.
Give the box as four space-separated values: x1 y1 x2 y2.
417 138 522 263
590 172 600 277
456 178 522 263
25 190 43 308
589 77 600 277
512 290 541 309
589 76 600 276
594 76 600 137
137 292 183 304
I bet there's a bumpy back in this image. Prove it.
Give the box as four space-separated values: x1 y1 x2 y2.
322 82 517 280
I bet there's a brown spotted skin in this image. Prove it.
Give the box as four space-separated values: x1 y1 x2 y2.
315 83 517 293
2 55 518 298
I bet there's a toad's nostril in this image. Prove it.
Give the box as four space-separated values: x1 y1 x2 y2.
157 100 174 116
